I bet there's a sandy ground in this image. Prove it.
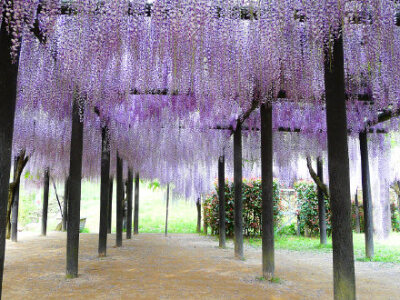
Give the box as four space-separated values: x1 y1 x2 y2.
3 232 400 299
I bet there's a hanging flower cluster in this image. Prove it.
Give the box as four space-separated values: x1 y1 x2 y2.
4 0 399 199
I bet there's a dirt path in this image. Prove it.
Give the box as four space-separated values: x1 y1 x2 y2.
3 233 400 299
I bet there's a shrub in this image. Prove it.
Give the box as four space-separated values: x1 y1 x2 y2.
391 203 400 232
203 178 281 237
294 180 332 237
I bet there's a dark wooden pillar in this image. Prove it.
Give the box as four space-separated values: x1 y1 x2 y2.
41 169 50 236
134 173 139 235
233 121 244 259
260 103 274 278
324 32 356 299
165 184 170 237
218 156 226 247
66 96 84 278
116 154 123 247
0 12 20 295
98 126 110 256
359 131 374 258
62 177 69 232
11 157 20 242
317 158 327 245
108 177 113 234
354 190 361 234
126 169 133 239
196 198 201 233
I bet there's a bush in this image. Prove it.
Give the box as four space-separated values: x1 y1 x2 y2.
203 178 281 237
391 203 400 232
294 180 332 237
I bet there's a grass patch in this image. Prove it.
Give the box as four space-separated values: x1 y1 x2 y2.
256 276 281 284
256 276 266 281
80 228 90 233
245 232 400 263
270 277 282 284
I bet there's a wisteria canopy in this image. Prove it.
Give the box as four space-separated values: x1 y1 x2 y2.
1 0 399 199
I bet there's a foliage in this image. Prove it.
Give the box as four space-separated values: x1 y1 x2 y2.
278 224 297 236
147 180 161 191
294 181 331 237
391 203 400 232
203 178 281 237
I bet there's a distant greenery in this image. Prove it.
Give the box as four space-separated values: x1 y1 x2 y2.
16 180 197 234
80 228 90 233
246 232 400 263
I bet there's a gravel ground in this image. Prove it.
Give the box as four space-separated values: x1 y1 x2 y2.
3 232 400 299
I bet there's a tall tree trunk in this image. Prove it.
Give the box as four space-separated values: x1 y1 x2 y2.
11 156 21 242
165 184 170 237
108 177 113 234
354 190 361 234
116 154 123 247
234 121 244 260
66 96 84 278
0 14 19 294
359 131 374 258
218 156 226 248
62 177 69 232
41 169 50 236
324 31 356 300
126 169 133 239
98 126 110 256
6 152 28 240
196 197 201 233
261 103 274 279
317 158 327 245
134 173 139 235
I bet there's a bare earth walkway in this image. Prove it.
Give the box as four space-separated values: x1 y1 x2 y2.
3 233 400 299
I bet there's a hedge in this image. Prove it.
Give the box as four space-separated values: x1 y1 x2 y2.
203 178 281 237
294 180 332 237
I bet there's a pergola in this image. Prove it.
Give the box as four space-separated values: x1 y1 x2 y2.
1 1 400 299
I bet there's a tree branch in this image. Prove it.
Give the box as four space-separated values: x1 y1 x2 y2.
306 156 329 198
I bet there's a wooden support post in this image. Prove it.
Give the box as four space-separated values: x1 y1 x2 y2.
218 155 226 248
62 177 69 232
108 177 113 234
41 169 50 236
359 131 374 258
11 157 20 242
126 169 133 239
324 32 356 299
317 158 327 245
98 126 110 256
355 190 361 234
196 197 201 233
233 121 244 259
66 96 84 278
0 13 20 295
165 184 170 237
134 173 139 235
116 154 123 247
261 103 274 278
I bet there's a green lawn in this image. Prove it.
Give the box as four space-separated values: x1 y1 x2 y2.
18 180 198 235
246 232 400 263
